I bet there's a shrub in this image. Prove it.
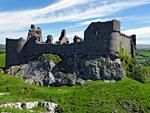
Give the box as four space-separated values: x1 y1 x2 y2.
117 42 149 83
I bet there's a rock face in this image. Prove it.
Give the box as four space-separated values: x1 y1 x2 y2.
6 54 124 87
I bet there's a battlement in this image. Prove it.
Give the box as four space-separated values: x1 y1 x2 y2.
6 20 136 68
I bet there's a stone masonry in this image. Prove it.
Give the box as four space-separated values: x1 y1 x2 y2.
6 20 136 68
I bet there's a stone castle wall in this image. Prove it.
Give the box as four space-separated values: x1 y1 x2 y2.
6 38 27 68
6 20 136 68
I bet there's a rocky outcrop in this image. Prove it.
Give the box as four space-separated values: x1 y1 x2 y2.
0 101 58 112
57 56 123 81
5 54 124 87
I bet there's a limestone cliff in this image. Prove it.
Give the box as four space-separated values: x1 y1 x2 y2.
5 54 124 87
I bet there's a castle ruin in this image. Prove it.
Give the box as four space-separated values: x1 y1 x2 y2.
6 20 136 68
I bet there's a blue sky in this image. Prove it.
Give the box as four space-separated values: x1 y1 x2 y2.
0 0 150 44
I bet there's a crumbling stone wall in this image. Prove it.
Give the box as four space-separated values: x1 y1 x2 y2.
27 24 43 43
6 20 136 68
6 38 27 68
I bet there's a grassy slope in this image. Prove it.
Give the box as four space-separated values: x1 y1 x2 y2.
0 72 150 112
0 54 5 68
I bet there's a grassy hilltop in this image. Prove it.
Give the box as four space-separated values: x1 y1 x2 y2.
0 72 150 112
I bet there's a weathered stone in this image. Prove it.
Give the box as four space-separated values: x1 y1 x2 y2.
0 101 58 112
27 24 43 43
25 102 38 109
73 35 82 43
58 29 69 44
31 24 35 29
46 35 53 44
6 53 124 87
6 20 136 68
56 56 124 81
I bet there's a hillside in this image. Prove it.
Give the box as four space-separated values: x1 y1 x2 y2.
0 44 5 51
136 47 150 72
0 72 150 112
137 44 150 49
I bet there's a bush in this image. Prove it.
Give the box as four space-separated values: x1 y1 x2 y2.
118 42 149 83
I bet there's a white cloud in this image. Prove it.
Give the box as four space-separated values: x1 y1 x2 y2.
0 0 150 44
0 0 149 32
68 0 150 21
68 17 123 29
0 0 93 32
0 32 27 44
122 27 150 38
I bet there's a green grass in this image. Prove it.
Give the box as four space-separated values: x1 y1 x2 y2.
31 106 49 112
138 52 150 57
43 54 62 64
0 54 5 68
0 72 150 112
144 66 150 73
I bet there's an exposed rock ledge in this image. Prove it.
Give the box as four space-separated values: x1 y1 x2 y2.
0 101 57 112
5 54 124 87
